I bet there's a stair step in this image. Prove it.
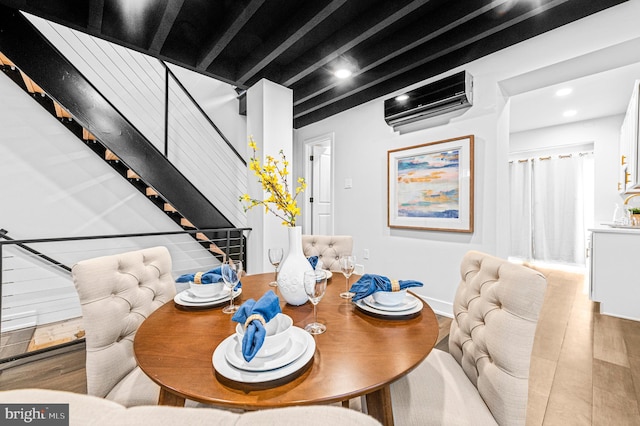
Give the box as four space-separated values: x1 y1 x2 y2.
146 187 159 197
180 218 195 228
53 102 72 119
164 203 177 212
209 243 227 262
19 71 45 95
196 232 208 241
82 128 96 141
105 149 119 161
126 170 140 180
0 51 15 67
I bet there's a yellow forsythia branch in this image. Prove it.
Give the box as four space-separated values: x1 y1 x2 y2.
239 137 306 227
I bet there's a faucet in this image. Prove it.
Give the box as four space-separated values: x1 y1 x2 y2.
624 194 640 226
624 193 640 205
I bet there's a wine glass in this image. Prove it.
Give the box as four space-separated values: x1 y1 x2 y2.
339 255 356 299
268 248 283 287
221 260 243 314
303 270 327 334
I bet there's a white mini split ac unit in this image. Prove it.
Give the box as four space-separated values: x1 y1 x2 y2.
384 71 473 133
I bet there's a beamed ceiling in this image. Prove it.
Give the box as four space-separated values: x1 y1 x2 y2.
0 0 627 128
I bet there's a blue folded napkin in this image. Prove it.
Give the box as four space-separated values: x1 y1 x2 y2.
349 274 423 302
308 256 319 269
176 266 242 288
231 290 282 362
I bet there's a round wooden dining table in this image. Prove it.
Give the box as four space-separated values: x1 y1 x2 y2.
134 273 439 426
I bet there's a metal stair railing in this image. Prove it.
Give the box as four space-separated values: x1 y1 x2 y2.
0 226 250 365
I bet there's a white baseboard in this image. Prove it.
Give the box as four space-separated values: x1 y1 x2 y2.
416 295 453 318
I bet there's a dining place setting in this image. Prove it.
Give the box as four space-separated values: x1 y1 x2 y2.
338 255 425 319
212 289 318 387
173 261 243 310
347 273 424 319
210 256 335 387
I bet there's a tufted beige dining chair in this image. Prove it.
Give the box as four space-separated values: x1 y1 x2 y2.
71 246 176 407
391 250 547 426
301 235 353 272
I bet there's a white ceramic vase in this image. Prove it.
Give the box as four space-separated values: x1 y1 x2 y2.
277 226 313 306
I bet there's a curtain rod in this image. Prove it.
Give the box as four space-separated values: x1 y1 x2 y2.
509 141 594 155
509 151 593 163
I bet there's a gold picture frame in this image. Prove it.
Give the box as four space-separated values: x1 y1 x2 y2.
387 135 474 232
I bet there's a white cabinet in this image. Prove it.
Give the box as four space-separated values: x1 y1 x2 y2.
618 80 640 193
589 228 640 321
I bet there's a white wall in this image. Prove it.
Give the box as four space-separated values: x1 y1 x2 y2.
295 76 504 315
293 1 640 316
0 72 180 240
0 67 218 331
246 80 295 274
167 63 247 158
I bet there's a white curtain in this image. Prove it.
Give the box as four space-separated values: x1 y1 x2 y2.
509 160 532 259
509 153 594 265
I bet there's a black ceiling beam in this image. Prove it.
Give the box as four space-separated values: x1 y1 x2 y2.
197 0 266 71
87 0 104 33
280 0 431 88
0 0 236 88
0 0 627 130
0 0 24 9
148 0 185 55
293 0 576 122
293 0 624 127
0 1 142 64
234 0 347 86
292 0 507 106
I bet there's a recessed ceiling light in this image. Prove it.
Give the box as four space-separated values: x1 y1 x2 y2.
563 109 577 117
395 94 409 101
555 87 573 97
334 69 352 79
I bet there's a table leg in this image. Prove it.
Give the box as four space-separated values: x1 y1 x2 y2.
158 388 186 407
366 385 394 426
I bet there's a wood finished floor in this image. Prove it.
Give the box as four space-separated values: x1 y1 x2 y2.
525 265 640 426
1 267 639 425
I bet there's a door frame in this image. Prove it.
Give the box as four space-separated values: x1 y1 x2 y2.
303 133 335 235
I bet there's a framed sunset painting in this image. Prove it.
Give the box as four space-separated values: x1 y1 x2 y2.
387 135 474 232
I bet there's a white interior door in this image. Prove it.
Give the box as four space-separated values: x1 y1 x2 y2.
305 135 333 235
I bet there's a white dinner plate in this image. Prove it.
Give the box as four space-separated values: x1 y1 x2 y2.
212 326 315 384
174 288 242 307
363 294 420 312
224 328 308 372
179 289 230 303
354 293 423 318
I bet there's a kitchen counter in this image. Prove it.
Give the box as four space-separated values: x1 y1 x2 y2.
590 225 640 234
